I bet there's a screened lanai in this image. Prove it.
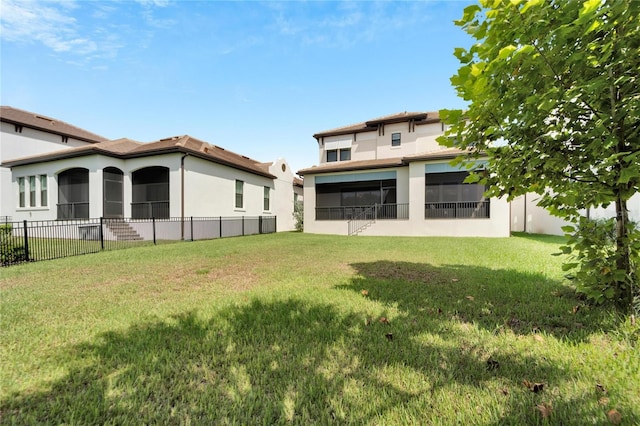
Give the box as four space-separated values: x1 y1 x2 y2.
131 166 170 219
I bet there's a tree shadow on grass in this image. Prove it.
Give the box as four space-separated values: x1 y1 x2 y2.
344 261 611 342
1 266 635 424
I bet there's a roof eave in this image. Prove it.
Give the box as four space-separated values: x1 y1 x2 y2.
1 117 106 144
3 145 277 179
298 160 404 176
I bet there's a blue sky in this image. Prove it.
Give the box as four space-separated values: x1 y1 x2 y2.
1 0 473 173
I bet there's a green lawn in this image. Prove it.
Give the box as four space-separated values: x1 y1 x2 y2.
1 233 638 425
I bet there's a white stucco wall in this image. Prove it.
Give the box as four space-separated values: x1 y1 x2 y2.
317 121 445 165
183 156 296 231
267 159 297 232
512 192 640 236
0 122 96 218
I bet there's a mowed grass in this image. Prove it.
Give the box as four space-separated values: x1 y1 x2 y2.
1 232 638 425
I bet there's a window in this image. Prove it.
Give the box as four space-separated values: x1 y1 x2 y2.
235 180 244 209
425 171 489 218
18 175 48 208
327 148 350 162
391 133 401 147
40 175 48 207
29 176 36 207
18 177 25 208
263 186 270 211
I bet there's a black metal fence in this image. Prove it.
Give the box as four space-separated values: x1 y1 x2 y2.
1 216 276 267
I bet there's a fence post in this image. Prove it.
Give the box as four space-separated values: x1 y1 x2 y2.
190 216 194 241
22 220 30 262
100 217 104 250
152 217 156 245
219 216 222 238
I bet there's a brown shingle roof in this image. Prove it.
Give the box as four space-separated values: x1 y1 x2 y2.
2 135 276 179
298 158 405 176
0 106 108 143
312 111 440 139
297 148 480 176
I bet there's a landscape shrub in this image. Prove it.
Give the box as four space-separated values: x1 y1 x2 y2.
0 224 27 266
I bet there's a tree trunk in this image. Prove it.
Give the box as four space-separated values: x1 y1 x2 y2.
614 195 633 310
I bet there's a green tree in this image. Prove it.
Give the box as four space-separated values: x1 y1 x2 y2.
439 0 640 312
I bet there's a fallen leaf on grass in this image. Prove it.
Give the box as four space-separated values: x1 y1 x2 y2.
523 380 545 393
536 402 553 419
598 397 610 406
572 305 580 314
451 278 459 282
361 289 369 297
607 409 622 424
466 295 475 301
379 317 389 324
596 383 607 394
533 334 545 343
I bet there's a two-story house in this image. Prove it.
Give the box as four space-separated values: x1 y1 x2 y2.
298 112 511 237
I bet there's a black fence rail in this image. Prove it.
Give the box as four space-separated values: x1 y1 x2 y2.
1 216 276 267
316 203 409 221
424 201 490 219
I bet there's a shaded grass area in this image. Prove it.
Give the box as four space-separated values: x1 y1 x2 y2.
1 233 638 424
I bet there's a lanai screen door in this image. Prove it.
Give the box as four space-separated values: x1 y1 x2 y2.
103 167 124 218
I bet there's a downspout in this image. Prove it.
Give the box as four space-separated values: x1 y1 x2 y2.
181 153 189 240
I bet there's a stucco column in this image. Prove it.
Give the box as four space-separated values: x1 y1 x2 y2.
89 167 103 219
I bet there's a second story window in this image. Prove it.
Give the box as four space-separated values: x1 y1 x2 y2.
391 133 401 147
327 148 351 162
